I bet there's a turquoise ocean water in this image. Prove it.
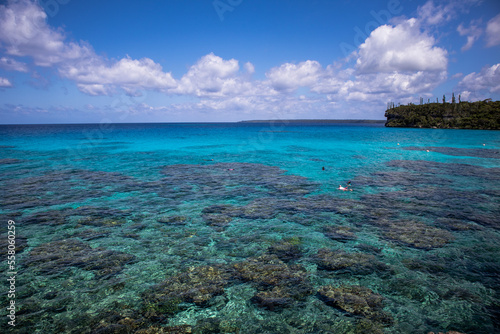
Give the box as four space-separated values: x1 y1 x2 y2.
1 122 499 333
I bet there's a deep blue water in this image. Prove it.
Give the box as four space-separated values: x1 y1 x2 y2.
1 122 499 334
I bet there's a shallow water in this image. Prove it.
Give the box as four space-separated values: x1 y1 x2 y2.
1 122 499 334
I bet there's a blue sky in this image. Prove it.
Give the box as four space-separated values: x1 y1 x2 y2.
0 0 499 123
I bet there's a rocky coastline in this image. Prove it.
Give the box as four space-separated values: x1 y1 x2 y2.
385 100 500 129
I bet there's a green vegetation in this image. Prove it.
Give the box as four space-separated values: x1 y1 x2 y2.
385 100 500 129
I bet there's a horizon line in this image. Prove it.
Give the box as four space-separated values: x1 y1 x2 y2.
0 119 387 126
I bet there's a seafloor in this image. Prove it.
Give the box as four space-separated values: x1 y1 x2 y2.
0 123 499 333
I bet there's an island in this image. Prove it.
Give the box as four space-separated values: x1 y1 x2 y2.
239 119 386 124
385 99 500 130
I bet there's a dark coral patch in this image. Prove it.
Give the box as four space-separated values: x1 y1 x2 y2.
142 265 232 320
317 285 393 325
323 225 357 242
25 238 136 279
379 220 453 249
314 248 390 275
267 238 303 262
157 215 188 225
233 254 313 310
0 158 22 164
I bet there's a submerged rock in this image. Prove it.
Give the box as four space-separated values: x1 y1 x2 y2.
317 285 393 325
314 248 390 275
0 234 28 254
380 220 453 249
201 205 236 230
157 215 188 225
0 169 145 210
251 287 296 311
142 265 232 319
25 238 136 278
267 238 303 262
0 158 22 164
134 325 193 334
233 254 313 310
160 162 319 203
323 225 357 242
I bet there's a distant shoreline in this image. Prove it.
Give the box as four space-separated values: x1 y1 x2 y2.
0 120 387 126
239 119 386 124
385 100 500 129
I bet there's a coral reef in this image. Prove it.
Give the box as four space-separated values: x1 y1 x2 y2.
157 215 188 225
25 238 136 279
233 254 313 310
142 265 232 319
314 248 390 275
267 238 303 262
322 225 357 242
379 220 453 249
317 285 393 325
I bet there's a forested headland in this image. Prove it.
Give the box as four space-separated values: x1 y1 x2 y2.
385 98 500 130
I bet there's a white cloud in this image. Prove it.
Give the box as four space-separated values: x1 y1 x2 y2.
0 1 177 96
0 57 28 72
486 14 500 47
352 71 446 100
0 76 13 87
457 20 482 51
356 18 447 74
417 0 455 26
76 84 112 96
2 0 495 121
417 0 482 27
0 1 92 67
60 56 177 96
266 60 322 91
311 18 449 104
173 53 247 96
244 62 255 74
458 63 500 94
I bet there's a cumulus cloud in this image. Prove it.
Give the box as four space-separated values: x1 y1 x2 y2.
458 63 500 94
486 14 500 47
173 53 246 96
351 71 446 100
244 62 255 74
356 18 447 74
0 0 92 67
457 20 483 51
0 76 13 87
417 0 456 26
266 60 323 91
310 17 449 105
417 0 481 27
2 0 488 119
0 1 177 96
0 57 29 72
60 56 177 96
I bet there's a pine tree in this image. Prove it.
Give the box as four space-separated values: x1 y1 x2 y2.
452 92 456 104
